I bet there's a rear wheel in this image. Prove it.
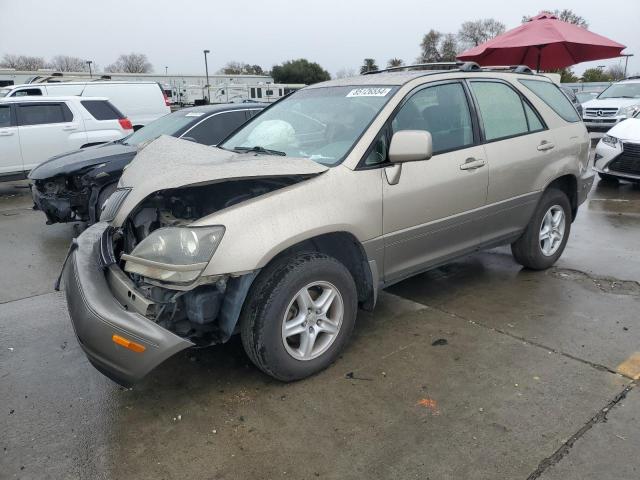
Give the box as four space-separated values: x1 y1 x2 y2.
511 188 571 270
240 252 357 381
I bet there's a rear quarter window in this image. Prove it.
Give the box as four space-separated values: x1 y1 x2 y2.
519 79 580 122
81 100 124 120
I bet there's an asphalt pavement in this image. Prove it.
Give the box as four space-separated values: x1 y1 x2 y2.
1 177 639 480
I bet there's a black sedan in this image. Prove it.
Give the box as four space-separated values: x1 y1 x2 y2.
29 103 265 225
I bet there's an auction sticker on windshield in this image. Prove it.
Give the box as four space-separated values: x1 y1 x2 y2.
346 88 392 97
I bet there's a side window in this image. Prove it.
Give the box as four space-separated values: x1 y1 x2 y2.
13 88 43 97
470 81 529 141
519 79 581 122
81 100 123 120
17 103 71 126
185 111 247 145
392 82 474 154
364 127 389 166
0 106 12 128
524 102 544 132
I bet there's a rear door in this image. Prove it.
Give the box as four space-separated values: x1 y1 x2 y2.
467 79 556 243
0 104 22 175
16 101 87 171
180 110 251 146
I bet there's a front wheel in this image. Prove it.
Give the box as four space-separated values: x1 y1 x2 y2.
240 252 357 381
511 188 571 270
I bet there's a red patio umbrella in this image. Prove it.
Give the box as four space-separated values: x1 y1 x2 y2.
457 13 626 71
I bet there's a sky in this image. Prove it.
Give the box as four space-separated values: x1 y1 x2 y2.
1 0 638 78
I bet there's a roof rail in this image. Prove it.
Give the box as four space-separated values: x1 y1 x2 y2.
626 75 640 80
361 61 537 76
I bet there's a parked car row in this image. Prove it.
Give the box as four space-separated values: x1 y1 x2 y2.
57 64 595 386
28 103 264 224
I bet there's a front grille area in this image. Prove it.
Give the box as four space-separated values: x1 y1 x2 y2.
623 142 640 157
585 107 618 117
609 144 640 176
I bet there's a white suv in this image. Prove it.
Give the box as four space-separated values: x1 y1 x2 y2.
0 96 133 180
582 78 640 137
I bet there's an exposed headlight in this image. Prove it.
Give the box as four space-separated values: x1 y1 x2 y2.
122 226 225 283
602 135 619 147
620 105 640 118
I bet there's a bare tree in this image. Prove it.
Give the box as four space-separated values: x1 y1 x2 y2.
360 58 379 74
105 53 152 73
387 58 405 68
606 64 626 81
50 55 88 72
0 54 48 70
522 9 588 28
440 34 459 62
458 19 506 48
335 67 356 79
417 30 443 63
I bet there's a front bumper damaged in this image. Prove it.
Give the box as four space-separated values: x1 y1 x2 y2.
63 223 194 386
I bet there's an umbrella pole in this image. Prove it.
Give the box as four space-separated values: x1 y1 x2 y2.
536 47 542 73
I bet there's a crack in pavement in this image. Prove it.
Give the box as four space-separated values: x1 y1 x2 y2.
525 381 637 479
548 267 640 296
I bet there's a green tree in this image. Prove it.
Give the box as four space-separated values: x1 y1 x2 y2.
387 58 404 68
271 59 330 84
552 68 579 83
582 68 612 82
522 9 588 28
219 62 264 75
417 30 442 62
360 58 379 74
458 19 506 48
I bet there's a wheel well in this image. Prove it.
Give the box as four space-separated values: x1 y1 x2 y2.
546 175 578 221
271 232 376 310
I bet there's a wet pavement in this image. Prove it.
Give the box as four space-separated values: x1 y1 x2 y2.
1 178 639 479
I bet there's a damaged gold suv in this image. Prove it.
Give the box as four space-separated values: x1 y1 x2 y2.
62 63 593 385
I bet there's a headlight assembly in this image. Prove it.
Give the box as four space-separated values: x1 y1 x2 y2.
601 135 619 147
122 226 225 284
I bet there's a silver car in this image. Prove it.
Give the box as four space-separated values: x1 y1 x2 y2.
62 64 593 385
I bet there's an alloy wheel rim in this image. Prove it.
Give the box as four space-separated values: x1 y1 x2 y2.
281 281 344 361
539 205 566 257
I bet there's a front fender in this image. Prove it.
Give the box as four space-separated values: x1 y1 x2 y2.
197 166 383 276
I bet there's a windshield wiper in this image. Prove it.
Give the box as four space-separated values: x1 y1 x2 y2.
233 146 286 156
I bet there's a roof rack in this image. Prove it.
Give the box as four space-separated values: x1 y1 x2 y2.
363 61 480 75
363 62 535 75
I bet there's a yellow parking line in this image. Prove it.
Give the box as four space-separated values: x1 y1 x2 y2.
616 352 640 380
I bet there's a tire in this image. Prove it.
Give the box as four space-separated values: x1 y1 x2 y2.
511 188 572 270
598 172 619 183
95 183 117 222
240 252 358 381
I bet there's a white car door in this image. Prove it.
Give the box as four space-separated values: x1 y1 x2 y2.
16 101 87 172
0 104 22 175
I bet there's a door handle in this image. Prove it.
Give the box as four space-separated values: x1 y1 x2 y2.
0 130 14 136
459 158 486 170
62 125 78 131
537 141 555 151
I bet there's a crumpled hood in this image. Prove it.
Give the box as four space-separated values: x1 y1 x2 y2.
607 118 640 141
114 135 328 222
29 142 138 180
583 97 640 112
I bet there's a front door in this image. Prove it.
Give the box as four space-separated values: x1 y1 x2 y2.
379 81 489 283
0 104 22 175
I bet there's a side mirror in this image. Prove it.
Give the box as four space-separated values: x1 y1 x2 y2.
388 130 433 163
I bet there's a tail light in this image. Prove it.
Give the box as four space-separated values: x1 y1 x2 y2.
163 92 171 106
118 118 133 130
